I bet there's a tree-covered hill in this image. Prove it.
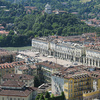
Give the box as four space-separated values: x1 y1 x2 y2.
14 13 95 37
0 12 96 47
0 0 25 23
5 0 100 20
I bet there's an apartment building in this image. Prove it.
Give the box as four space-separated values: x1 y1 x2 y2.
35 61 63 83
0 61 25 77
52 65 100 100
0 80 37 100
16 64 37 76
1 73 34 87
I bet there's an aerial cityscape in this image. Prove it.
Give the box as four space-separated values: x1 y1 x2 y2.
0 0 100 100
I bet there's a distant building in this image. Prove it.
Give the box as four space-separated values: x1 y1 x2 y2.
36 61 63 83
0 49 16 64
52 9 67 14
1 73 34 87
44 3 52 14
0 61 25 79
32 36 100 68
0 80 37 100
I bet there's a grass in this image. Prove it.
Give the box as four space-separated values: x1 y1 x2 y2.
80 0 91 3
1 46 31 51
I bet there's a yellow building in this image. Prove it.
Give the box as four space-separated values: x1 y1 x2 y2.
52 65 100 100
83 71 100 100
64 72 92 100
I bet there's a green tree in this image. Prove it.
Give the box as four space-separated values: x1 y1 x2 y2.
35 94 41 100
34 75 40 87
45 91 50 98
39 94 45 100
61 92 65 100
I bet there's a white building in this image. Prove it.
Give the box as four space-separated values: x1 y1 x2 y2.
32 37 100 68
52 73 64 95
44 3 52 14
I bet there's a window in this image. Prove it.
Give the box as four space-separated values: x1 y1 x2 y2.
64 89 68 92
71 85 72 88
18 99 20 100
69 94 70 98
71 80 73 84
14 98 16 100
2 97 4 100
10 98 12 100
71 94 72 97
71 89 72 92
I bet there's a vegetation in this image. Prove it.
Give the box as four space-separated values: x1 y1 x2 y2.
6 0 100 20
0 0 25 23
14 13 95 37
0 0 99 47
45 91 50 98
34 75 41 87
1 46 31 51
35 92 65 100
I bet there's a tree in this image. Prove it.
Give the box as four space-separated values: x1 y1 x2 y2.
34 75 40 87
45 91 50 98
9 30 14 35
35 94 40 100
39 94 45 100
61 92 65 100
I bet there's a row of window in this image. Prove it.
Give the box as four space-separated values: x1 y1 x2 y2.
2 97 24 100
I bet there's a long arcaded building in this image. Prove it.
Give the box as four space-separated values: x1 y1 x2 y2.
32 36 100 68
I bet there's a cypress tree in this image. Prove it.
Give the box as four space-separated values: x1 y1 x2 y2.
45 91 50 98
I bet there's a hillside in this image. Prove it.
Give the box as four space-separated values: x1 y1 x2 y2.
14 13 95 37
0 12 96 47
5 0 100 20
0 0 25 23
0 0 98 47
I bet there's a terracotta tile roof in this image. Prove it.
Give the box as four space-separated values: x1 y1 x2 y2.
53 65 100 79
0 88 33 97
1 80 25 87
0 31 9 35
0 61 25 69
36 61 63 69
2 74 34 80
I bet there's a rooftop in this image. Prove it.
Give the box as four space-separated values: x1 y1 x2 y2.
2 74 34 80
1 80 25 88
0 87 34 97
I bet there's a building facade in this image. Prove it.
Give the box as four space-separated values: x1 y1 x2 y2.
36 61 62 83
32 37 100 68
51 65 100 100
44 3 52 14
0 80 37 100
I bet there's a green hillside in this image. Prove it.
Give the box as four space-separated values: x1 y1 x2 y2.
5 0 100 20
80 0 91 3
0 0 99 47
